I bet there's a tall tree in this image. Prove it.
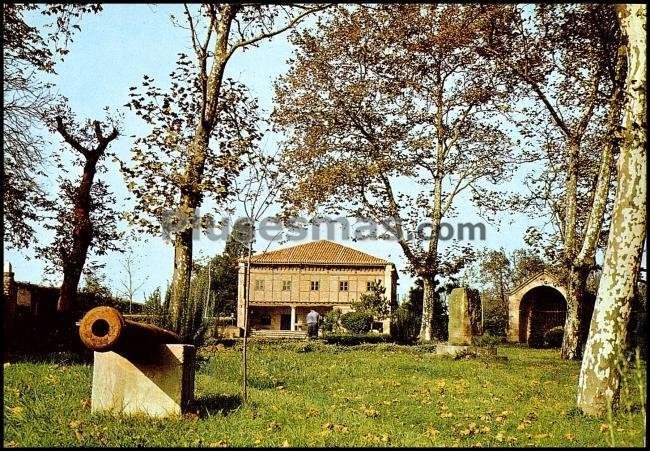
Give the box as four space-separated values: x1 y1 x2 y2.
273 5 513 341
481 4 625 359
117 250 148 314
44 112 120 313
122 4 328 333
477 249 512 336
577 3 646 417
232 148 284 402
180 218 252 340
479 249 511 305
510 247 549 285
3 4 102 248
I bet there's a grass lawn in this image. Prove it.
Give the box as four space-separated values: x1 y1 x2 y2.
3 342 646 447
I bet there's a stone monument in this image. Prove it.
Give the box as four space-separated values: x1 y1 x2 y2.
436 287 497 357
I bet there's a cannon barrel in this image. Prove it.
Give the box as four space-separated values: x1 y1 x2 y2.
79 306 181 354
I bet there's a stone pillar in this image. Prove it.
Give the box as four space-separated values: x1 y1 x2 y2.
507 294 520 343
448 288 482 345
4 262 17 341
91 344 195 418
290 305 296 331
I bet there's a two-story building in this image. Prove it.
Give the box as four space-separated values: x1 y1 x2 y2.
236 240 398 335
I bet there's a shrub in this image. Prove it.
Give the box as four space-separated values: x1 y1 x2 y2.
322 308 343 333
482 314 508 337
390 305 420 344
471 332 504 347
543 326 564 348
340 311 373 334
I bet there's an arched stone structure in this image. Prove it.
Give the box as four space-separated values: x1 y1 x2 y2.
507 270 567 343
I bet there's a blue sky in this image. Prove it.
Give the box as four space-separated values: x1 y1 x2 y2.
4 4 581 300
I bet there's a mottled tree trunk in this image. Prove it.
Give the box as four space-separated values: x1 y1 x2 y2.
560 45 626 360
558 136 587 359
577 3 646 417
168 128 210 333
419 129 444 342
562 40 627 361
170 226 193 333
419 274 437 341
561 265 590 359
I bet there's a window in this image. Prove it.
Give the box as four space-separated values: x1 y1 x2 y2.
367 280 382 291
255 279 264 291
282 280 292 291
310 280 320 291
339 281 349 292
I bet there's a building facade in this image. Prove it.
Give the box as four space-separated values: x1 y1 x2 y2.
236 240 398 334
507 269 568 344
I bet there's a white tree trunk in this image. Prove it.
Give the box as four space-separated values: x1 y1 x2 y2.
576 3 647 417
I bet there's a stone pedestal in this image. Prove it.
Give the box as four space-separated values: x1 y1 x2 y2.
435 344 497 358
91 344 195 417
222 326 242 339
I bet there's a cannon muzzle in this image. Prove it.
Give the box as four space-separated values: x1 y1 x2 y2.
79 306 181 355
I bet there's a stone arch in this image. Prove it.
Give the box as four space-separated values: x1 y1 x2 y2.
517 286 567 345
507 270 567 343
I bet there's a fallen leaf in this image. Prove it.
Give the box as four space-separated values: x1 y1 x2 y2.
9 406 24 418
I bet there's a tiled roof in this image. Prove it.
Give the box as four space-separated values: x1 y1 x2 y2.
247 240 391 266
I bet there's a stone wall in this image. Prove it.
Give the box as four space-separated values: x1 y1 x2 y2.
4 263 17 340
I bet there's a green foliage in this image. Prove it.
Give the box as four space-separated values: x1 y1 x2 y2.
340 311 373 334
141 287 171 329
543 326 565 348
511 248 548 286
481 289 508 337
321 308 343 333
390 303 420 344
81 272 112 299
408 278 448 340
75 273 135 316
178 220 252 342
471 332 505 347
352 281 389 320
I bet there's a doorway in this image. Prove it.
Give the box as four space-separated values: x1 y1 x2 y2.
280 314 291 330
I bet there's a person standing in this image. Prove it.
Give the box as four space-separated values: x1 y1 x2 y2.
306 309 320 338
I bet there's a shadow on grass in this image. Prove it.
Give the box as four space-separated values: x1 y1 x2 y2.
193 393 242 418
